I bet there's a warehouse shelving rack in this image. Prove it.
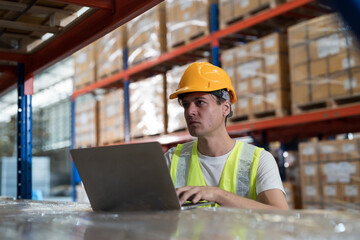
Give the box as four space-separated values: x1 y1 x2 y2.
70 0 360 193
72 0 360 146
1 0 360 200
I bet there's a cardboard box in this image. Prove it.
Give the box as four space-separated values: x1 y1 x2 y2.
339 183 360 203
288 20 307 46
300 163 322 203
249 77 265 93
234 96 251 117
291 80 311 105
265 90 290 113
307 14 340 40
289 44 308 67
221 48 237 70
299 142 317 163
262 32 288 54
310 59 327 78
265 53 289 90
291 64 309 82
339 139 360 161
329 50 360 74
246 40 263 61
318 140 339 161
250 93 266 114
330 68 360 97
236 59 264 80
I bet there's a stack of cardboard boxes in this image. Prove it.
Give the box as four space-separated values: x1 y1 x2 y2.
288 14 360 114
222 32 290 119
129 75 165 138
75 94 97 148
299 138 360 210
127 3 167 67
166 65 189 133
98 89 124 145
73 43 96 91
95 27 126 80
166 0 211 49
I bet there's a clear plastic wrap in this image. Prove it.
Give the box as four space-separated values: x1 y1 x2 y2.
166 0 209 49
1 198 360 239
221 32 290 119
127 3 166 67
99 89 124 145
288 13 360 113
95 27 124 80
73 43 96 90
166 65 188 133
75 94 97 148
299 139 360 211
130 75 165 138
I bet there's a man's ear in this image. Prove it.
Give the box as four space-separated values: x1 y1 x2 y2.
223 101 231 117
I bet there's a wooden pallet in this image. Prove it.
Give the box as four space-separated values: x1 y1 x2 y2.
232 107 289 122
74 81 95 91
292 94 360 115
100 139 124 146
97 68 122 81
220 0 285 29
169 30 209 50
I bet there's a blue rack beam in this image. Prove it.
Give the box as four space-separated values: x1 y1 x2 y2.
17 63 32 199
70 100 81 201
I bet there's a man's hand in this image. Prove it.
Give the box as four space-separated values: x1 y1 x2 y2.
176 186 289 210
176 186 221 204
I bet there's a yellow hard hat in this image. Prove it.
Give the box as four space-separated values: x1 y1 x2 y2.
169 62 237 103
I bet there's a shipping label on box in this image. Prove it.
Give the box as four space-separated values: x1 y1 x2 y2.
299 142 318 163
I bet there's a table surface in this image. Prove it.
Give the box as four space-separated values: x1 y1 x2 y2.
0 198 359 240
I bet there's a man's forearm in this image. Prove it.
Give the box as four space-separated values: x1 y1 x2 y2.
215 188 288 210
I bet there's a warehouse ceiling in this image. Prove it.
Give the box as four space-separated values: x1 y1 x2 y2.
0 0 163 95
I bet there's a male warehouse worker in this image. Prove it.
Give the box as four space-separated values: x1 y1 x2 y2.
164 62 289 210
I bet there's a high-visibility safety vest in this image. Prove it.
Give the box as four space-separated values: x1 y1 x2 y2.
170 140 263 200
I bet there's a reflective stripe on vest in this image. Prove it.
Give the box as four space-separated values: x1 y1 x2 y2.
170 140 262 200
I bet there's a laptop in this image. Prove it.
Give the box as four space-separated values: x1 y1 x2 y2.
70 142 214 212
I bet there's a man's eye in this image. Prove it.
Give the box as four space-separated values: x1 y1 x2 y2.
196 100 205 106
182 103 189 109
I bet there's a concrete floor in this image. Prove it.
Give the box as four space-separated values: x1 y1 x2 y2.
0 198 359 239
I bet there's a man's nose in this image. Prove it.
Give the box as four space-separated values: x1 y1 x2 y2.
185 102 197 116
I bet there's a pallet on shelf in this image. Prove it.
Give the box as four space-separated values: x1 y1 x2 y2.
127 2 167 67
98 89 125 146
73 43 96 91
299 139 360 211
74 94 98 148
166 0 215 50
219 0 286 30
129 75 165 139
289 13 360 115
222 32 290 121
95 26 126 81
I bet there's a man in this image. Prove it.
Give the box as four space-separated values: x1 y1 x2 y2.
164 62 289 210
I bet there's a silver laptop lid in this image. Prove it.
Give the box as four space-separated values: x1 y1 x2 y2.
70 142 181 211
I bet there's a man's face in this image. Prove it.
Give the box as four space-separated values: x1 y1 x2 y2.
181 92 226 137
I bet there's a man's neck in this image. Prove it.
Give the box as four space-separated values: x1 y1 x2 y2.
197 132 235 157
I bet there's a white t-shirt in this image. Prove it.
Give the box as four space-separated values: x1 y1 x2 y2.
164 140 285 196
